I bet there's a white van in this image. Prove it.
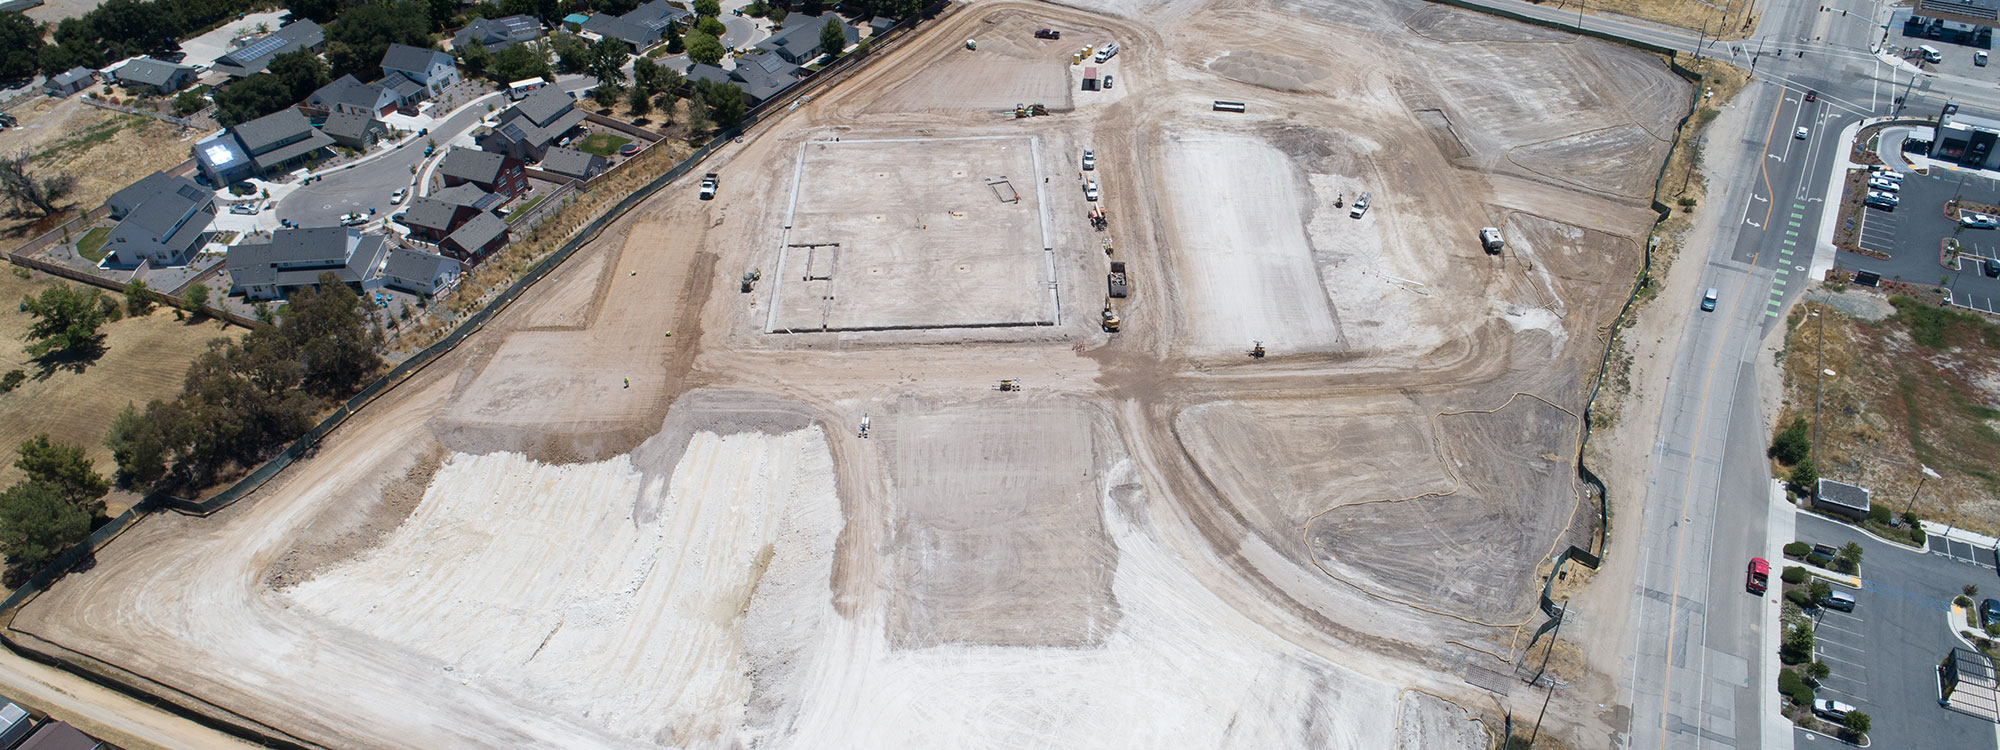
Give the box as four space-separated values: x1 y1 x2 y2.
1094 41 1119 63
1921 45 1943 63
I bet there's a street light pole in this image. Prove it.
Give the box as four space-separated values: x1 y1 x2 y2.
1905 464 1942 515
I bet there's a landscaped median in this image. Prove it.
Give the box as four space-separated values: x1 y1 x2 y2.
1775 557 1873 744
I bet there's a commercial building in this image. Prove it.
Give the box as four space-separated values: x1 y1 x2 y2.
1933 100 2000 168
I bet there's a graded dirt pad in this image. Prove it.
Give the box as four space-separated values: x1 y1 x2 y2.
1308 395 1585 624
1158 129 1344 355
883 398 1117 648
768 137 1054 333
8 0 1688 748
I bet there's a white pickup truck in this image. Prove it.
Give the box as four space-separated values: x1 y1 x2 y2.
699 173 718 200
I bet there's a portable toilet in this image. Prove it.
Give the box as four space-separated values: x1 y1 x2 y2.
965 39 976 50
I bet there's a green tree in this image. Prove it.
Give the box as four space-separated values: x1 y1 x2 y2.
1806 579 1830 604
212 50 329 126
122 277 152 317
104 402 167 488
685 30 723 66
1805 660 1830 683
324 1 434 80
15 434 109 514
1769 416 1810 465
632 55 663 95
1838 542 1863 568
1780 620 1815 664
0 481 90 567
1788 456 1818 495
695 15 725 37
627 81 652 117
0 371 23 393
585 37 628 88
1842 711 1870 738
459 40 492 76
694 78 744 127
818 16 846 57
0 13 47 82
663 23 684 53
173 88 207 115
20 283 106 360
491 41 553 83
548 31 590 74
854 37 871 56
182 282 210 316
694 0 719 16
282 272 383 397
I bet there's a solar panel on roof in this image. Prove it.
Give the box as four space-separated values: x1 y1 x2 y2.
230 34 291 64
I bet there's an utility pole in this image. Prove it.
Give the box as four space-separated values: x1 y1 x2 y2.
1905 465 1941 515
1813 308 1824 460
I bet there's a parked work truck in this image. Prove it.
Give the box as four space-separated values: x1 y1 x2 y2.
700 173 718 200
1480 227 1503 253
1107 261 1128 298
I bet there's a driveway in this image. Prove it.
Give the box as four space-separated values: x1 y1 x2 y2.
721 15 761 50
1791 513 1994 750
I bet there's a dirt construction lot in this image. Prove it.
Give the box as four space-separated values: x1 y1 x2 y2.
5 0 1686 748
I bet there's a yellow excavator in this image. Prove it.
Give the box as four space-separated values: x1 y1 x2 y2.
1101 297 1121 332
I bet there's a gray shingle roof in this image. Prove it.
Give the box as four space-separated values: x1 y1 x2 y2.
48 67 94 88
511 85 574 127
321 111 381 142
234 108 318 154
106 176 212 257
431 184 501 210
445 212 507 254
230 226 387 289
756 14 856 60
115 57 194 89
381 247 457 291
310 74 394 112
537 146 604 180
440 148 507 184
107 171 173 217
729 53 799 101
380 43 449 76
400 197 460 232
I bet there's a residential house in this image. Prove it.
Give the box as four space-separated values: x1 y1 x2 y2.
227 226 389 300
42 67 95 97
380 43 458 98
867 15 897 37
106 171 176 218
704 52 796 103
755 13 858 64
432 183 505 211
193 130 253 186
102 175 214 268
441 211 509 264
538 146 606 182
212 20 324 78
476 86 585 161
303 75 398 118
440 148 528 198
321 111 387 150
233 108 335 179
379 247 461 296
561 13 590 31
398 195 480 242
452 14 543 52
582 1 691 52
112 57 197 95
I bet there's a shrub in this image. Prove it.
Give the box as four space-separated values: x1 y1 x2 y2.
1778 668 1814 705
1770 416 1811 465
1868 505 1892 524
0 371 21 393
1805 660 1830 683
1829 556 1857 574
1784 541 1811 558
1782 566 1808 585
1807 552 1832 567
1785 588 1813 608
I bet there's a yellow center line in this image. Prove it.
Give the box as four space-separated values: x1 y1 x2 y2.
1654 87 1790 750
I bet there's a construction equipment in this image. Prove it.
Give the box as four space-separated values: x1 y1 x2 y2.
1013 103 1049 118
1480 227 1504 254
1101 237 1114 255
997 379 1022 391
1107 261 1128 298
1349 191 1370 219
1090 206 1108 230
858 414 871 439
1249 340 1266 359
965 39 977 50
699 173 719 200
1101 298 1121 332
740 268 761 292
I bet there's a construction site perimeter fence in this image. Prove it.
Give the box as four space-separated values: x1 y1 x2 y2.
0 3 958 744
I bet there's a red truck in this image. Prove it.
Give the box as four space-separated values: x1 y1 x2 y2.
1746 557 1770 595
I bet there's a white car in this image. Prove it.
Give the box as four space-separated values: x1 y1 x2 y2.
1081 149 1095 170
1867 176 1899 192
1795 126 1809 139
390 188 407 204
1350 192 1371 219
228 203 258 215
1084 180 1099 201
340 212 367 226
1964 213 1999 229
1812 699 1855 722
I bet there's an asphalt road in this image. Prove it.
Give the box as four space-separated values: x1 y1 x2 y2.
1445 1 2000 749
1793 512 1994 749
276 76 595 227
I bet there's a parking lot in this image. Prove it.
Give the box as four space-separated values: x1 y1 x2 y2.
1893 10 1996 79
1835 167 2000 313
1792 513 1994 750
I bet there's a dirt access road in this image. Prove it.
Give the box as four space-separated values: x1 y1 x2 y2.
7 0 1687 747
